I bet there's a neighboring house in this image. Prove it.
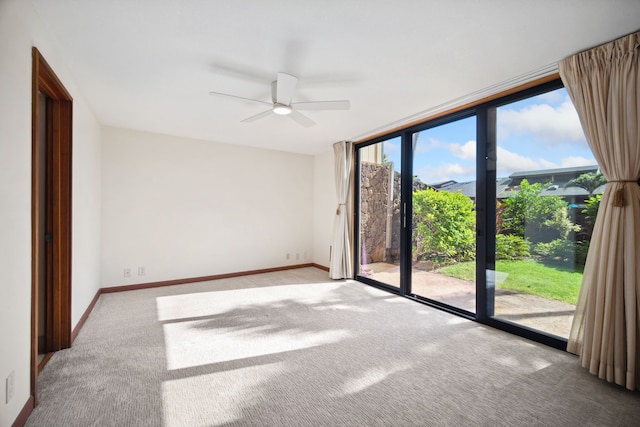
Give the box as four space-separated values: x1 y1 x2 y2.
506 165 603 206
432 164 603 207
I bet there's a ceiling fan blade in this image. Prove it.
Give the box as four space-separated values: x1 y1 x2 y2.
276 72 298 105
291 100 351 110
209 91 271 106
288 109 315 127
241 109 273 123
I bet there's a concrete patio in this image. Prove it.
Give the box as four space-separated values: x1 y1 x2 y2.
362 262 575 338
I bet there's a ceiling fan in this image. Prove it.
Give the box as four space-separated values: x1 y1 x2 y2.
209 72 350 127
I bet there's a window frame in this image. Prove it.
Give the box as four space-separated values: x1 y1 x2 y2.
353 76 571 350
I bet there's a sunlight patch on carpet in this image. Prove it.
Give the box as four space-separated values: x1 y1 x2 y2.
161 363 285 426
155 282 344 321
163 321 351 370
157 282 354 370
337 364 412 396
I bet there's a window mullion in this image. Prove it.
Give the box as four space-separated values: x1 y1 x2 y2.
476 107 496 320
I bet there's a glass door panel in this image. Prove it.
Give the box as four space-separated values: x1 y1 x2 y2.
411 116 477 313
357 137 402 288
492 87 595 337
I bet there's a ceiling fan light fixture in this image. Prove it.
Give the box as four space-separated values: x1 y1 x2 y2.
210 72 348 126
273 103 292 115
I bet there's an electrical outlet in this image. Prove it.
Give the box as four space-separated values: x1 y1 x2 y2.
296 253 300 260
124 268 131 278
303 251 307 259
6 370 15 404
138 266 145 276
286 253 290 260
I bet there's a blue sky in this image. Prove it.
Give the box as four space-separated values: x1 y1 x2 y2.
382 87 596 185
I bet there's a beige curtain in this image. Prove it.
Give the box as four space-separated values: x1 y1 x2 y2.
559 31 640 391
329 141 353 279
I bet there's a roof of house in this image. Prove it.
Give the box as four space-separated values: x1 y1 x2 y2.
432 166 605 199
509 165 598 179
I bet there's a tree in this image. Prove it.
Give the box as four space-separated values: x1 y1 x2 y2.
581 194 602 236
502 179 580 244
413 188 475 262
496 200 507 234
583 194 601 223
565 171 606 197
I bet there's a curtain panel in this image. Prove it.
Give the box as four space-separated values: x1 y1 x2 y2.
559 31 640 390
329 141 353 279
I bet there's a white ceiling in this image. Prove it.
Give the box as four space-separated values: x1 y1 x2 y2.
31 0 640 155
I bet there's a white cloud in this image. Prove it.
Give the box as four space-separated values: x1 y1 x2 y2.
417 162 475 184
496 146 540 175
496 147 597 177
449 140 476 160
538 158 558 169
560 156 596 168
498 99 586 144
416 147 597 182
414 137 446 154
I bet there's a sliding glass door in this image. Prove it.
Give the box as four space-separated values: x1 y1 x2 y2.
354 78 595 348
489 86 595 338
411 116 477 314
356 136 402 290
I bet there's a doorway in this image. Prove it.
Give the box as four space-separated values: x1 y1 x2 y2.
31 47 73 403
354 78 587 351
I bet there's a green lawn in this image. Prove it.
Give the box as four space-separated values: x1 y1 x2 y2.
437 259 583 305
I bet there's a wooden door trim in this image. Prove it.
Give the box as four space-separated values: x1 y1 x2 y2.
31 47 73 404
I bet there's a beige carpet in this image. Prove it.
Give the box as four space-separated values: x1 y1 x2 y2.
26 267 639 426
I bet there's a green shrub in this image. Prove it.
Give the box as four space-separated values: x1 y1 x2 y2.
583 194 602 225
496 234 530 260
533 239 590 265
502 179 580 243
575 241 590 265
413 188 475 262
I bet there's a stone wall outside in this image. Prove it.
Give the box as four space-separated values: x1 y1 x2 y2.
359 162 401 264
360 161 428 266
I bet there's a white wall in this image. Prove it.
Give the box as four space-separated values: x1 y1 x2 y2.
313 150 336 268
71 103 103 327
0 1 332 422
101 127 314 287
0 1 102 424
